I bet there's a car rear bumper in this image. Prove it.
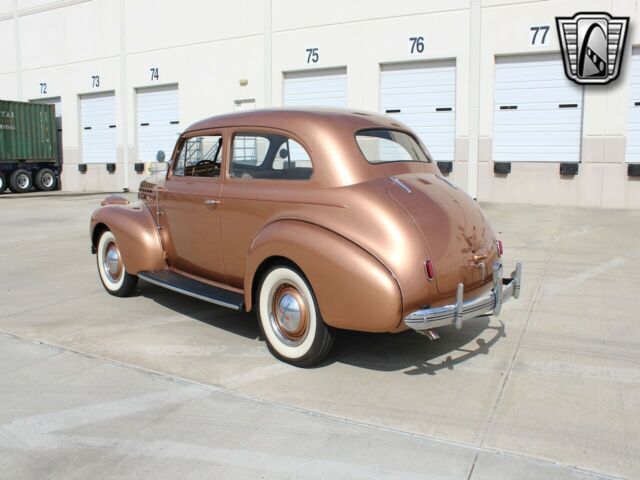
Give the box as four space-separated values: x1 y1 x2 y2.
404 261 522 331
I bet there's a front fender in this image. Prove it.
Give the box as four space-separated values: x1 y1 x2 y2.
90 201 166 275
244 220 403 333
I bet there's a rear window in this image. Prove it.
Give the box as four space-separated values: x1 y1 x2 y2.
356 129 431 164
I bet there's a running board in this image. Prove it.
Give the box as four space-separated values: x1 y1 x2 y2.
138 270 244 310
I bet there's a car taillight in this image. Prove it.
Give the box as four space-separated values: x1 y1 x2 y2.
496 240 504 257
424 259 435 282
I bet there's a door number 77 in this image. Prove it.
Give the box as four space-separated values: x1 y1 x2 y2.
530 26 550 46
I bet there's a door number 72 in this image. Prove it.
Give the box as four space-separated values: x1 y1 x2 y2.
530 26 550 46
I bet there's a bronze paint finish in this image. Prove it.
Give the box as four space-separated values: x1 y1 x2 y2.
90 108 501 333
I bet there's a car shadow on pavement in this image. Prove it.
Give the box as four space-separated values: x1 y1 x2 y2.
137 282 505 374
139 283 261 340
330 318 506 375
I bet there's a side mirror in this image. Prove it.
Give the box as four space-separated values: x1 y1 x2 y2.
156 150 166 162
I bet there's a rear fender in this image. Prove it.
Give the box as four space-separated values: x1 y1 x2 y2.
244 220 403 333
90 201 166 274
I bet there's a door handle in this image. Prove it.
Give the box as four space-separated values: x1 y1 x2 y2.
204 199 219 206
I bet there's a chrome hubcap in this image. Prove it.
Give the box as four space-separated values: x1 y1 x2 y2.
269 284 309 346
17 174 29 189
277 294 302 333
41 172 54 187
103 242 122 283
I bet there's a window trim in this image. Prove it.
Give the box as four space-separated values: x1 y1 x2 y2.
354 128 433 165
226 127 314 182
168 129 226 181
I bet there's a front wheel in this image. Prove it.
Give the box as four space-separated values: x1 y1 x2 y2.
257 265 334 367
96 229 138 297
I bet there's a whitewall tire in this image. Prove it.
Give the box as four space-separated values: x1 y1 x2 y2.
96 230 138 297
257 265 334 367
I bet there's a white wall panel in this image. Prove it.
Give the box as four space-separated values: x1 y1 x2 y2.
0 0 13 15
19 0 119 70
0 19 16 74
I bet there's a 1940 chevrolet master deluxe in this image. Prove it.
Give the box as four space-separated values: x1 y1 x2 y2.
90 108 522 367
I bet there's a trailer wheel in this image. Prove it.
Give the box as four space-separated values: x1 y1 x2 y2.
35 168 57 191
0 172 6 193
9 169 33 194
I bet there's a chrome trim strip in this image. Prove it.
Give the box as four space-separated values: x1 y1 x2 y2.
139 273 242 311
404 261 522 332
389 176 412 194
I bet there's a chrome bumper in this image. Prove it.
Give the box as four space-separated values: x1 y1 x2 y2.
404 261 522 331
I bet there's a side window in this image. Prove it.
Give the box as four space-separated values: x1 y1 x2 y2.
230 132 312 180
172 135 223 178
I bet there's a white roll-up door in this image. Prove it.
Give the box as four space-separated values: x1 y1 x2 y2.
626 49 640 163
283 68 347 107
81 92 116 164
137 85 180 163
493 55 583 163
380 61 456 162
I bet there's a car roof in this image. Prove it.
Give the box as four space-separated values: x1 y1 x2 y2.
182 108 434 187
185 107 409 133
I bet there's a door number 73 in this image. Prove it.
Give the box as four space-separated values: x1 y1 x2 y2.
530 25 550 46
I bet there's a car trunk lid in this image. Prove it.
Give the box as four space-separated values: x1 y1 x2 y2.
386 173 498 296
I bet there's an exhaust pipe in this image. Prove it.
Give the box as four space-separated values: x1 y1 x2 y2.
418 329 440 341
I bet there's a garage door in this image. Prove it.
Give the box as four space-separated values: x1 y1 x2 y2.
81 92 116 164
380 61 455 162
137 85 180 163
493 55 583 162
283 68 347 107
627 49 640 163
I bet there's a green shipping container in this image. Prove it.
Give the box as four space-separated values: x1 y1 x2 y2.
0 100 59 164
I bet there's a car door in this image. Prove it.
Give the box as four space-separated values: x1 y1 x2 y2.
220 129 315 288
161 130 227 283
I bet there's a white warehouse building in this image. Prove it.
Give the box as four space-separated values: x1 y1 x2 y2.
1 0 640 208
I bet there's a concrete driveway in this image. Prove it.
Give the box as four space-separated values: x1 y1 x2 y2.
0 192 638 479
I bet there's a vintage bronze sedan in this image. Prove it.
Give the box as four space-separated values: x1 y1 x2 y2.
90 108 522 366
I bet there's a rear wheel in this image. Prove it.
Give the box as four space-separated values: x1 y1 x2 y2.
257 265 334 367
9 169 32 193
96 230 138 297
0 171 6 193
35 168 57 191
